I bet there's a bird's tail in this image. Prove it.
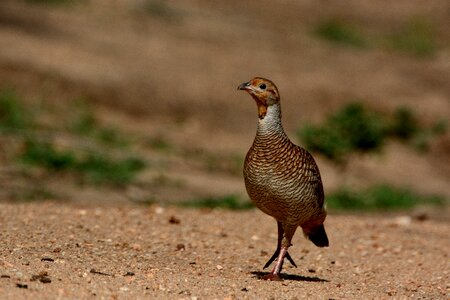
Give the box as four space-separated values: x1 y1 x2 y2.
306 224 329 247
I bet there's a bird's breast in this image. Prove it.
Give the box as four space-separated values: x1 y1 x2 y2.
243 139 325 222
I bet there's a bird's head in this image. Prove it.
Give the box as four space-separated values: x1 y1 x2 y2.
238 77 280 119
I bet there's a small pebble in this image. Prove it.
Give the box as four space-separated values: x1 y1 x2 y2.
169 216 181 224
132 244 142 251
41 257 54 262
393 216 412 226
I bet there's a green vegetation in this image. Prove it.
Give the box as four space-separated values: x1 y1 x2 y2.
142 0 180 21
314 19 367 48
97 127 128 146
0 89 29 131
76 154 145 185
327 185 446 211
25 0 76 5
177 185 446 212
147 136 173 152
70 106 96 135
314 17 438 57
70 101 129 147
0 89 146 186
20 139 145 185
389 18 437 57
388 107 419 140
298 103 386 161
387 106 447 152
21 139 77 171
180 194 254 210
298 102 447 162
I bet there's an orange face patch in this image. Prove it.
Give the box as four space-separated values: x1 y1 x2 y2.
256 100 268 119
238 77 280 119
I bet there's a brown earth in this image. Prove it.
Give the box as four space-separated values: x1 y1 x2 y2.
0 1 449 299
0 202 449 299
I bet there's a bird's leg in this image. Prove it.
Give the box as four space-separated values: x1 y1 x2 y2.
262 223 298 281
262 246 288 281
263 222 297 269
262 221 283 269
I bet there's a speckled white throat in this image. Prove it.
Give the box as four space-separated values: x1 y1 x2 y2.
257 103 285 137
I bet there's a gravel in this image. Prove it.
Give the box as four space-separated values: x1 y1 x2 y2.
0 202 448 299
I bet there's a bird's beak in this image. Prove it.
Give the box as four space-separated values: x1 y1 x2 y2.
237 81 251 91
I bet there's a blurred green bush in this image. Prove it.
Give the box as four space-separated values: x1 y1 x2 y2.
0 89 146 186
298 102 447 162
0 89 29 131
388 18 437 57
314 17 438 57
327 185 446 210
21 139 145 185
25 0 76 5
314 19 367 48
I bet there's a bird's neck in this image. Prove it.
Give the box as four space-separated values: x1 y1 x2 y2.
256 103 287 140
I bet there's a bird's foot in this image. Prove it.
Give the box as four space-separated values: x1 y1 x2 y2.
262 273 282 281
263 249 297 269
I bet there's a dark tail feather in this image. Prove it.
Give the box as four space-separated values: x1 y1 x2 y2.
307 224 329 247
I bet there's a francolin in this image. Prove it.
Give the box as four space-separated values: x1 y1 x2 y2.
238 77 329 281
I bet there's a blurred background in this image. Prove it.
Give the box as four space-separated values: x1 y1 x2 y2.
0 0 448 216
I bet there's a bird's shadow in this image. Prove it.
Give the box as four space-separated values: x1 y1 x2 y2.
251 271 329 282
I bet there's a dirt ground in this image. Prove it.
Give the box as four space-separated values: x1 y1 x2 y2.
0 202 448 299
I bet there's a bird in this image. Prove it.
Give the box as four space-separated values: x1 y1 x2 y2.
238 77 329 281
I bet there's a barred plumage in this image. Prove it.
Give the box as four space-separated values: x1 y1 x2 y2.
238 77 328 281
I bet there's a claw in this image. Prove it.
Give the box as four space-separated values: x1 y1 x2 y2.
263 249 279 269
285 251 297 268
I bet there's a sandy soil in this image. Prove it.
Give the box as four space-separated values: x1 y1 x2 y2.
0 202 448 299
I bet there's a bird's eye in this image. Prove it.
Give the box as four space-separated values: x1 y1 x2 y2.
259 84 266 90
